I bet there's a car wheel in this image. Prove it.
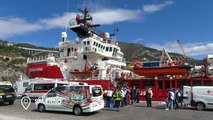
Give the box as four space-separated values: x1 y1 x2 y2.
73 106 82 116
196 102 205 111
9 101 14 105
38 104 45 112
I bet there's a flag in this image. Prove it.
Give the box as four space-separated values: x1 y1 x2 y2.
114 28 119 32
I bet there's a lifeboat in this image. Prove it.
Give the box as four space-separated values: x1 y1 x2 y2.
132 65 191 76
70 71 93 78
70 66 98 78
128 61 192 76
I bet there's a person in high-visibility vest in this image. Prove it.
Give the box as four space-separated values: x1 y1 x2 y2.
113 87 122 112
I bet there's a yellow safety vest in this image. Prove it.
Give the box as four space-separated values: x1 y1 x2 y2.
114 91 122 101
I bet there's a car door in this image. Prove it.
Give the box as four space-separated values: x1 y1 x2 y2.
44 89 59 111
183 86 191 106
45 87 69 112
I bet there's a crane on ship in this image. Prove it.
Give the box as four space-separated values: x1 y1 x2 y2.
159 48 174 67
177 39 191 65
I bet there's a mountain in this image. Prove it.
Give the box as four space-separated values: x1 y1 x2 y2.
118 42 203 65
0 40 204 83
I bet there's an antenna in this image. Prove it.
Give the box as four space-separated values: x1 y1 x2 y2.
65 0 70 33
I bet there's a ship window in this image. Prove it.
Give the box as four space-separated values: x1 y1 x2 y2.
85 47 89 51
83 41 86 45
109 47 112 52
93 42 96 45
106 47 109 52
96 43 98 46
39 56 42 60
87 41 90 45
113 48 118 56
103 46 105 50
98 44 101 48
67 48 71 56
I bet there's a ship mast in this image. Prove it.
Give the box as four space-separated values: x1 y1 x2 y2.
70 7 100 38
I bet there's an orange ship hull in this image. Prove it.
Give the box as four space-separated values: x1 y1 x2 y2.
133 65 191 76
70 72 93 77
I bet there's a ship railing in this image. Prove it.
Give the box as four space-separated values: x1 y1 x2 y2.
27 57 47 63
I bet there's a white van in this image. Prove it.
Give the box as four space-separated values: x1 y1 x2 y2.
14 79 34 98
183 86 213 110
183 86 191 106
23 80 68 100
35 83 104 116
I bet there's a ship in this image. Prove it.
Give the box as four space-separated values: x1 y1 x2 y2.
24 8 129 89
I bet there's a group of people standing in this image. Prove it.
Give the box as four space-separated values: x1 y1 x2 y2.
130 86 153 107
165 88 183 110
104 86 128 112
104 85 184 111
104 85 154 111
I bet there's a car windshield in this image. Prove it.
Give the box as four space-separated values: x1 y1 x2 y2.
0 87 4 92
0 86 14 92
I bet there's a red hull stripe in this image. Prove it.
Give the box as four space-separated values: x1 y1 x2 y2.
30 90 48 93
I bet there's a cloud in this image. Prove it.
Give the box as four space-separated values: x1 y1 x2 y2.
92 9 141 25
39 8 141 28
131 38 144 44
145 41 213 59
0 17 42 38
0 1 174 39
143 1 174 13
39 13 76 29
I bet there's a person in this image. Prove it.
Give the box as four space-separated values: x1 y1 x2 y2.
113 87 122 112
136 88 140 103
121 86 127 107
165 88 175 110
130 86 136 104
145 88 153 107
178 88 183 108
174 88 180 109
105 88 113 108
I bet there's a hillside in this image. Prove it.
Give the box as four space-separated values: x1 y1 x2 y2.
0 39 203 83
118 42 203 65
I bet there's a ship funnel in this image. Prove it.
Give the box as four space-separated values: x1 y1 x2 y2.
61 32 67 42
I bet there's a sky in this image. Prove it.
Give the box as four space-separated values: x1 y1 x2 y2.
0 0 213 60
